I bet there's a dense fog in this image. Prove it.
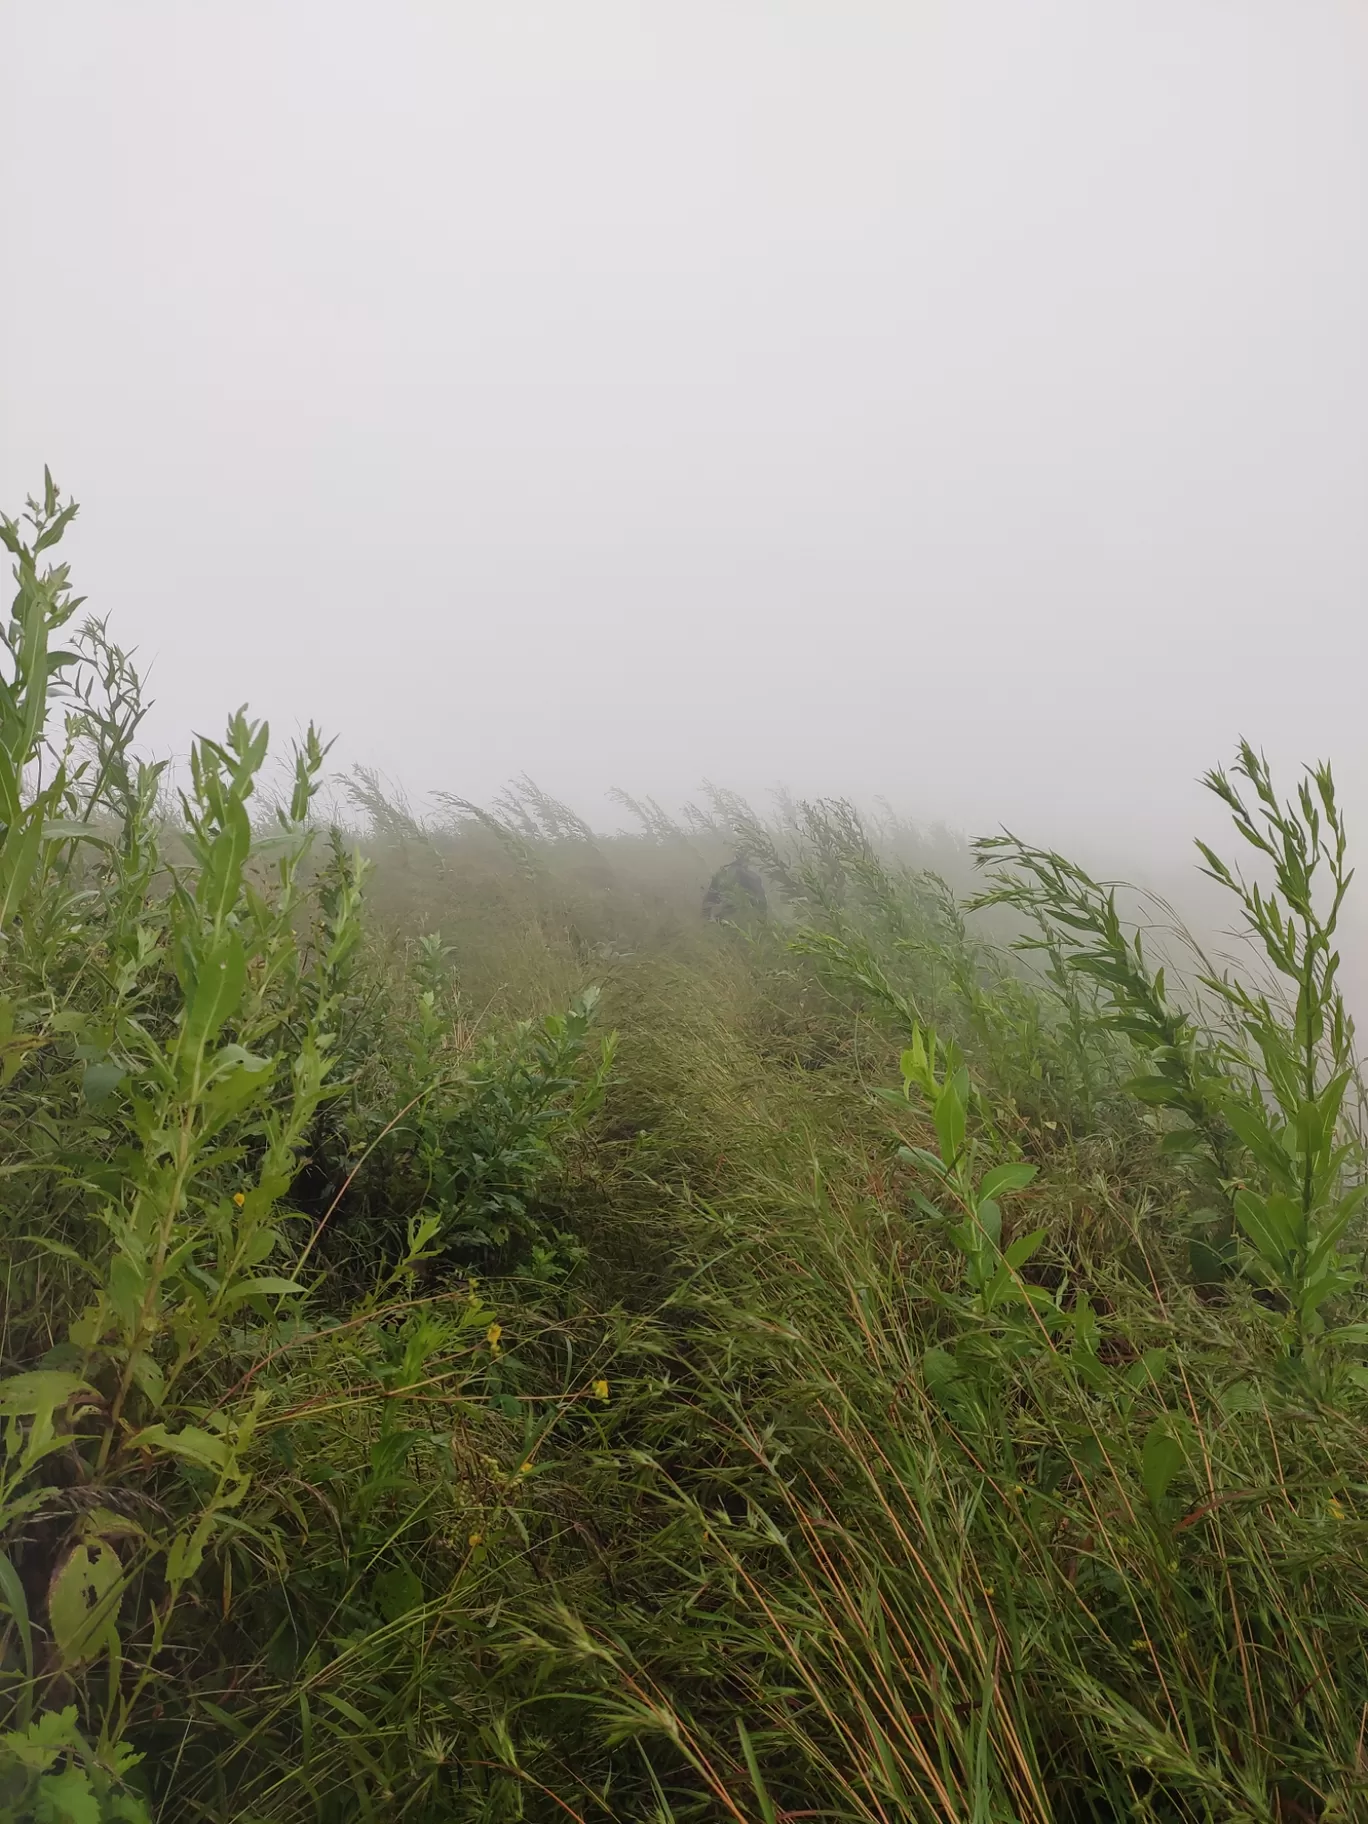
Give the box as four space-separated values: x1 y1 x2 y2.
4 2 1367 892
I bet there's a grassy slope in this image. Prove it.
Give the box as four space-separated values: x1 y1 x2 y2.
315 817 1368 1824
3 482 1368 1823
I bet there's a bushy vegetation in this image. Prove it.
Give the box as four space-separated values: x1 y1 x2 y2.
4 478 1368 1822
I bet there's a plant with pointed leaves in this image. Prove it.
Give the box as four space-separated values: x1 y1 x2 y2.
1194 744 1366 1362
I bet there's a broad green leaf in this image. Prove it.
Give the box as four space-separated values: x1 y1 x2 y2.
975 1197 1002 1248
166 1528 207 1584
1124 1347 1169 1390
1234 1188 1300 1274
33 1764 101 1824
1188 1231 1236 1285
0 1371 92 1416
1216 1378 1266 1417
41 818 116 849
979 1162 1037 1200
82 1060 126 1107
107 1254 145 1331
0 814 44 932
1225 1100 1295 1186
871 1084 912 1109
1141 1419 1186 1509
1124 1075 1186 1106
922 1345 962 1402
1159 1127 1209 1157
1004 1226 1046 1270
373 1565 424 1621
898 1144 950 1182
218 1276 305 1308
982 1263 1028 1311
200 797 252 926
180 931 246 1070
48 1539 122 1667
202 1051 274 1122
129 1423 228 1471
933 1068 969 1166
78 1508 147 1543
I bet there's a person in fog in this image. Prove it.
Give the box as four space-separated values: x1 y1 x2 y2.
703 854 768 923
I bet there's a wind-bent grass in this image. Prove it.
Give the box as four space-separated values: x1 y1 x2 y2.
4 478 1368 1822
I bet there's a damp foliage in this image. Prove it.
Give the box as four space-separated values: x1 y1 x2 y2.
4 480 1368 1821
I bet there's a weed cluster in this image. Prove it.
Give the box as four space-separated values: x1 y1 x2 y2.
3 480 1368 1822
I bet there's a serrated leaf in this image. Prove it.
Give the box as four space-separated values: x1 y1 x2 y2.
33 1764 102 1824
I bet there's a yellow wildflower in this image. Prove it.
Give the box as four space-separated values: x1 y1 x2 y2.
468 1530 484 1548
486 1323 502 1349
1329 1497 1347 1522
592 1379 610 1403
233 1192 246 1207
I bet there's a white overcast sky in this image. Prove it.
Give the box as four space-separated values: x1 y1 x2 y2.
3 1 1368 865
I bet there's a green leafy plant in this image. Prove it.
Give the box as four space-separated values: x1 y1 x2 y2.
350 971 617 1274
972 834 1239 1268
1195 744 1366 1363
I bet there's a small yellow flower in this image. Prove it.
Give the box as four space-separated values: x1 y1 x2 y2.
592 1379 610 1403
1329 1497 1347 1522
982 1584 994 1596
1011 1482 1025 1495
468 1530 484 1548
486 1323 502 1349
233 1192 246 1207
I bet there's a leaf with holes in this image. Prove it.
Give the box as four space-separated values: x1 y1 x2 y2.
0 1371 92 1416
48 1539 123 1667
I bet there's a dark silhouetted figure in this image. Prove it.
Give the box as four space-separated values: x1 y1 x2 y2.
703 856 768 923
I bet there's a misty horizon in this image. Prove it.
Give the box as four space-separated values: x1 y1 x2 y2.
5 1 1368 882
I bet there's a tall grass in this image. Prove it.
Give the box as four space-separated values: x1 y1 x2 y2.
3 478 1368 1822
